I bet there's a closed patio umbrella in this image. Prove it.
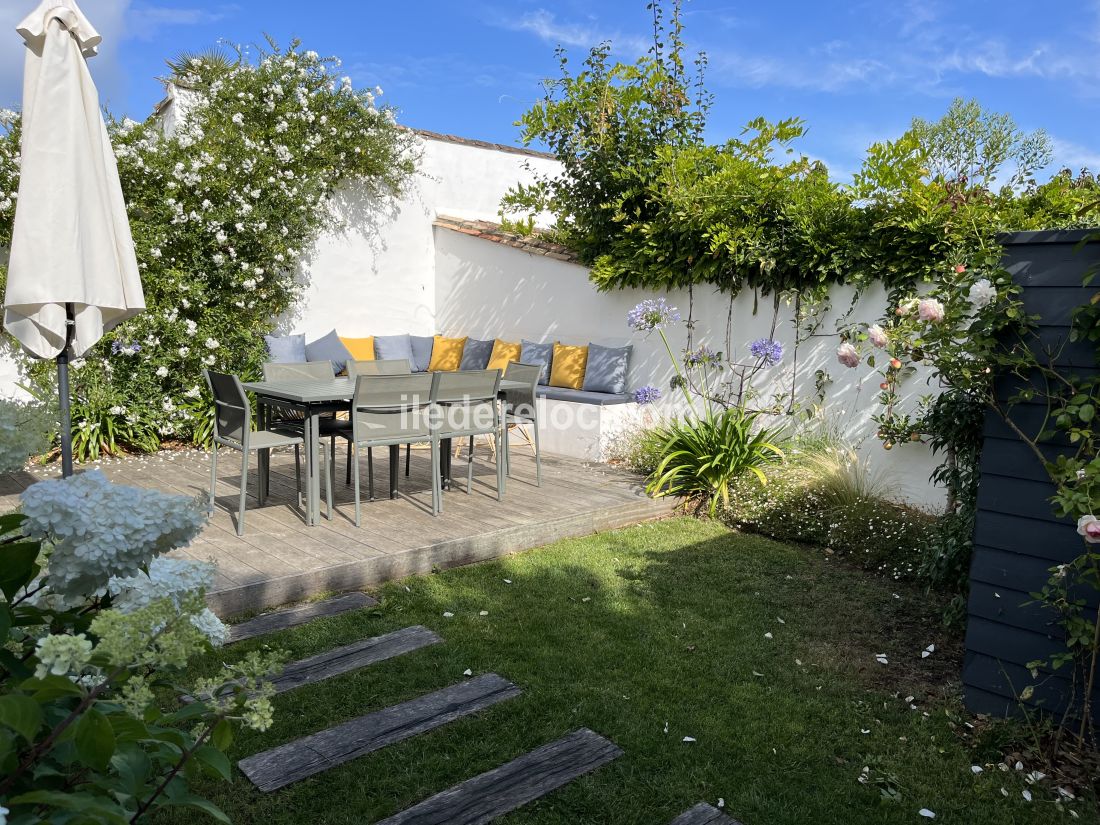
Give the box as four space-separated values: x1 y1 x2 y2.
3 0 144 476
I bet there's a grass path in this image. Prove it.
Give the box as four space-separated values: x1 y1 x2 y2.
165 518 1097 824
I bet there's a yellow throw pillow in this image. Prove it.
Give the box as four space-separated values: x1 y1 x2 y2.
429 335 467 371
487 339 522 372
549 343 588 389
339 336 375 361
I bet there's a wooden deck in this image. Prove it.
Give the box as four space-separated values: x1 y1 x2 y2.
0 443 669 617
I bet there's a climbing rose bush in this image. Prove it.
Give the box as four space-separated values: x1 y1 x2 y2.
0 39 418 458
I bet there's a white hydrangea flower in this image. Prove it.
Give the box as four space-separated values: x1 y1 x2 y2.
21 471 207 600
231 112 244 125
178 346 190 357
34 633 93 679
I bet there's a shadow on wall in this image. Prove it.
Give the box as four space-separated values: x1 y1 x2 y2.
434 229 946 511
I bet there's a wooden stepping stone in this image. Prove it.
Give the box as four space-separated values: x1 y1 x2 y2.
670 802 742 825
240 673 520 792
375 727 623 825
185 625 442 704
227 592 377 643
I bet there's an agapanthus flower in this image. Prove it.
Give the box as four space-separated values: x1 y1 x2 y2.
684 344 721 367
634 385 662 404
627 298 680 332
749 338 783 366
836 342 860 368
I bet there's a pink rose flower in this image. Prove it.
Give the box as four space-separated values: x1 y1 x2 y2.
1077 515 1100 544
836 342 860 368
918 298 945 323
867 324 888 348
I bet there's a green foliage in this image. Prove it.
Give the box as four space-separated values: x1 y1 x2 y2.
0 520 281 824
0 38 417 461
721 443 938 581
644 407 784 515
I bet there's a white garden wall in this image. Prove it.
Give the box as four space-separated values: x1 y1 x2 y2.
434 228 947 512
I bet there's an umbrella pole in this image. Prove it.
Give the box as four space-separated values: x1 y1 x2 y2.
57 302 74 478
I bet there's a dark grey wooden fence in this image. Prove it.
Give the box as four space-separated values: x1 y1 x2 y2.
964 228 1099 721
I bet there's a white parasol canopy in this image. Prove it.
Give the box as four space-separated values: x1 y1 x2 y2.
3 0 144 360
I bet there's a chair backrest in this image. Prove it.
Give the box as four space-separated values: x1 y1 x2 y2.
348 358 411 379
262 361 334 382
433 369 501 405
502 362 541 419
351 372 436 443
204 369 251 445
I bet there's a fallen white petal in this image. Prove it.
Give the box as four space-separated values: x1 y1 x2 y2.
752 670 764 677
503 579 512 584
1000 788 1009 797
795 658 803 666
663 721 669 734
971 766 983 774
682 736 696 743
860 729 870 734
717 798 725 808
776 617 785 624
764 632 773 639
479 610 489 616
462 668 472 676
442 611 454 618
1023 790 1032 802
918 809 935 819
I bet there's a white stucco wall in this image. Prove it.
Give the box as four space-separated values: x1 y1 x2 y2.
434 229 946 512
289 134 560 339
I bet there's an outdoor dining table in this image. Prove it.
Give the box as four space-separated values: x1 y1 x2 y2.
243 376 528 526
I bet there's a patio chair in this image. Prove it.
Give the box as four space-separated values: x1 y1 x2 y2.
432 369 503 511
348 372 439 524
204 369 332 536
340 358 413 488
501 362 543 489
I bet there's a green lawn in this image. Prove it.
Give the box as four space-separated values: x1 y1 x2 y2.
164 518 1096 824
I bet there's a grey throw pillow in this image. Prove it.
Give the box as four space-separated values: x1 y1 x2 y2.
583 343 632 394
264 333 307 364
520 339 554 385
373 334 415 365
460 338 494 370
304 329 352 373
409 335 434 372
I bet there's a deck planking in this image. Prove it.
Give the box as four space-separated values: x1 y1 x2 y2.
669 803 742 825
1 446 670 617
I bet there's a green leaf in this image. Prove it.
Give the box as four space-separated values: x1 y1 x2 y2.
192 744 232 780
0 694 43 741
74 707 116 771
0 541 42 601
161 793 232 823
26 674 86 702
210 718 233 751
1079 404 1095 423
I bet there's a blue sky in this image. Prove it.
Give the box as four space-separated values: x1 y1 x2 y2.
3 0 1099 180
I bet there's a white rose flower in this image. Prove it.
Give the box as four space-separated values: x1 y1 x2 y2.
155 366 169 378
967 278 997 309
205 337 219 349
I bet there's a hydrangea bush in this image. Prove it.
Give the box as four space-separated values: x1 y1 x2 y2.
0 39 417 459
0 466 280 822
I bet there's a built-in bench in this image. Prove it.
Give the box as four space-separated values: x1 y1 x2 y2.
535 386 633 406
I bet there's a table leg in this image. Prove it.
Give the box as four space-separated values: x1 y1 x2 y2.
441 438 452 491
257 402 269 506
307 410 321 526
389 444 398 499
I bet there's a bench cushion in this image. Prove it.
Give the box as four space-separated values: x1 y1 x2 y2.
461 337 494 370
410 335 435 372
339 336 375 361
535 386 634 405
429 335 466 371
264 333 306 364
582 343 631 394
374 334 414 364
305 329 352 373
521 339 554 384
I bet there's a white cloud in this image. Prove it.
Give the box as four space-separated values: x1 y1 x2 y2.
500 9 651 56
1049 136 1100 173
127 3 239 40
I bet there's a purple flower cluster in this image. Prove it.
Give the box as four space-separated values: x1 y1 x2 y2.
749 337 783 367
634 385 662 404
627 298 681 332
684 344 721 368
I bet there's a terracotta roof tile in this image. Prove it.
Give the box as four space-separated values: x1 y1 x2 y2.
433 215 581 264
